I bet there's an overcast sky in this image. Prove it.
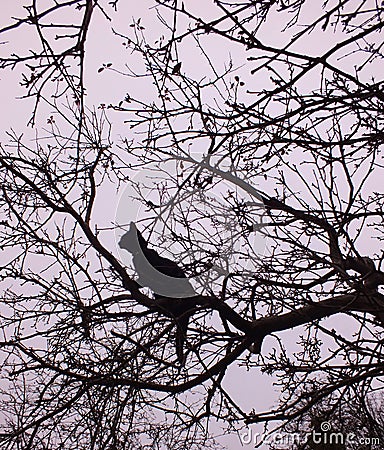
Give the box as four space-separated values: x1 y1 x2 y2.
1 1 383 448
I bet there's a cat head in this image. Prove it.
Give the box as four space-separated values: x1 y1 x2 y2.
118 222 148 255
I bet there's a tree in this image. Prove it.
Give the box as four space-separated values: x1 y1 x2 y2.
272 386 384 450
0 0 384 448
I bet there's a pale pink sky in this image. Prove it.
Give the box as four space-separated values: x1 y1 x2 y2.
1 1 383 448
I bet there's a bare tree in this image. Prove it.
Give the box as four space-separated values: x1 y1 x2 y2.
1 0 384 448
272 386 384 449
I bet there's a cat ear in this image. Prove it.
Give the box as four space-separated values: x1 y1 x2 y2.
136 230 148 250
131 222 148 250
